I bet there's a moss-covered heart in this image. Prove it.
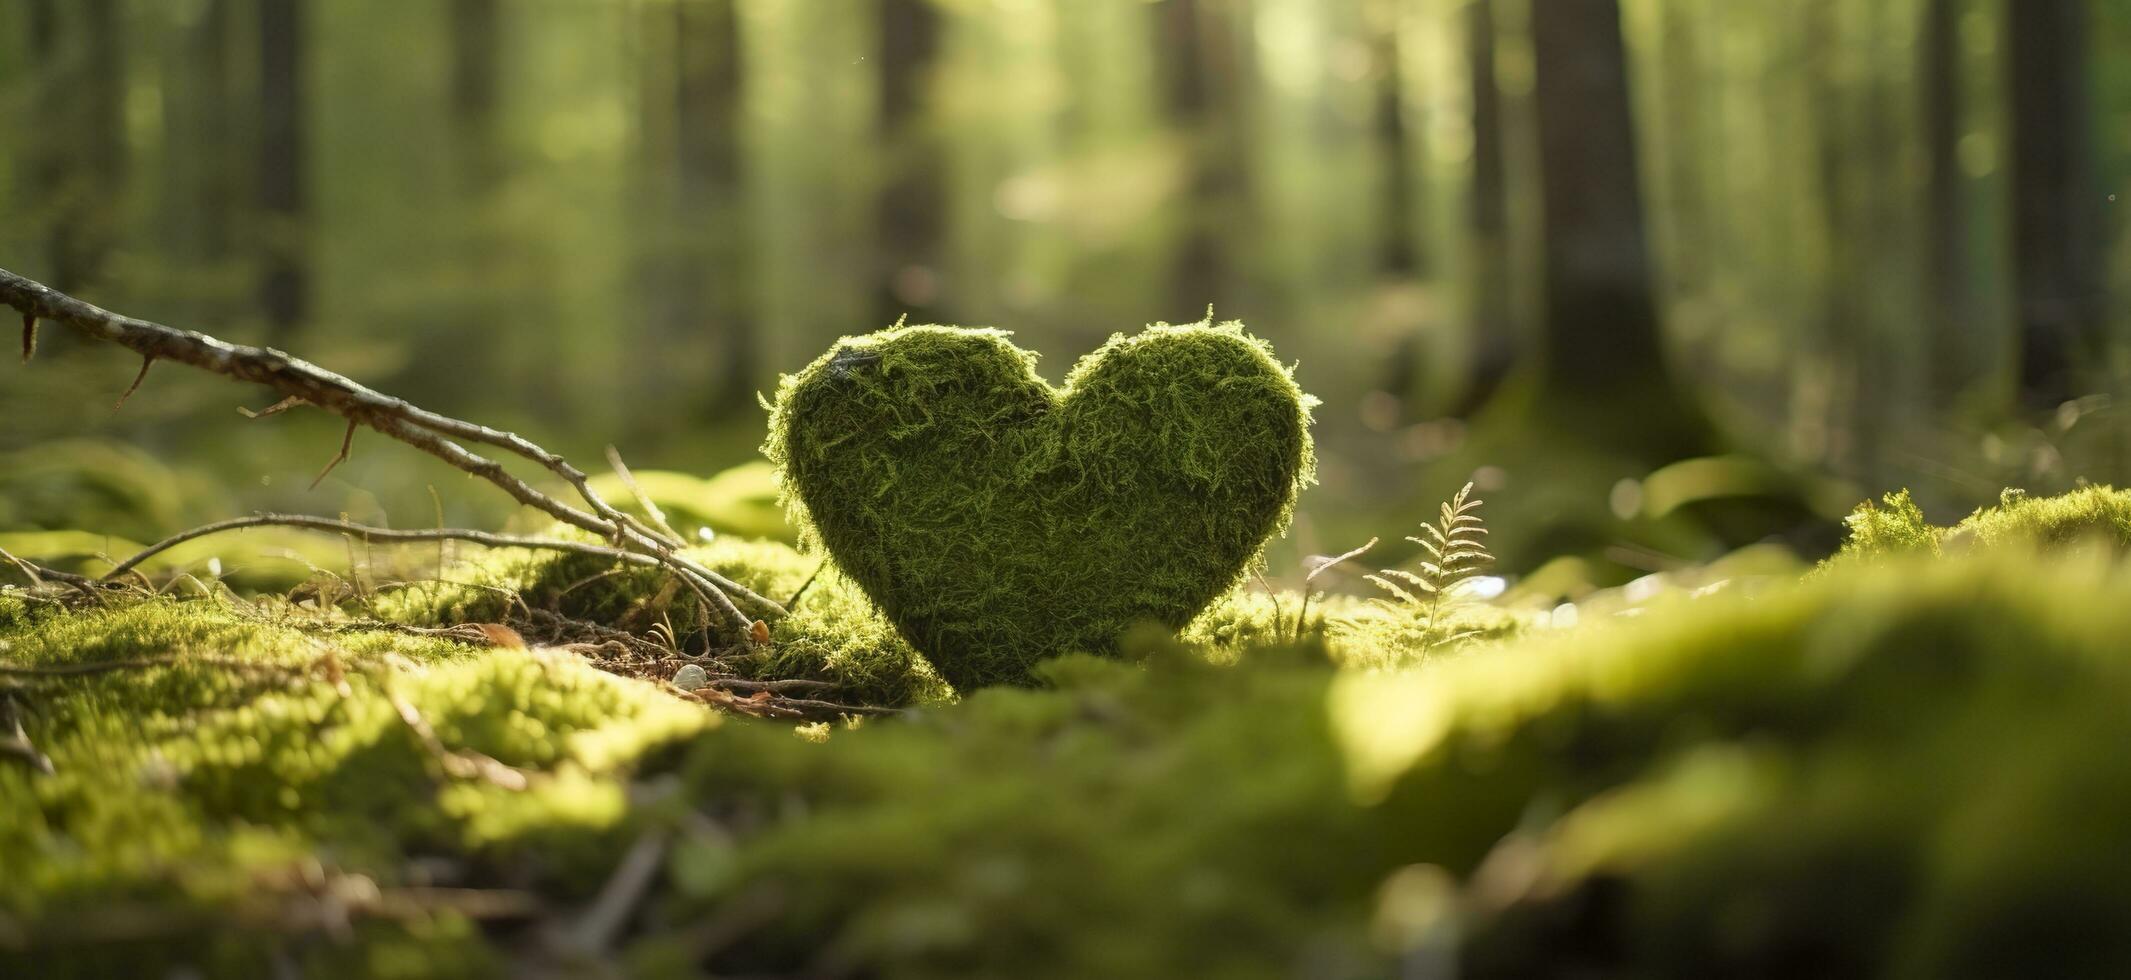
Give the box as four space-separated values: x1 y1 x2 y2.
766 321 1314 690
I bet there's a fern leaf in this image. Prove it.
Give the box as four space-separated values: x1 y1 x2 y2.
1365 574 1426 607
1376 568 1440 594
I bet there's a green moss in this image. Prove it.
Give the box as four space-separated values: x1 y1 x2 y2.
26 484 2131 976
641 555 2131 978
1832 486 2131 565
766 320 1316 689
0 594 707 976
375 534 952 706
1182 587 1525 669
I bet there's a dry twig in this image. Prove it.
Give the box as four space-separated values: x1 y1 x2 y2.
0 267 783 640
0 695 53 775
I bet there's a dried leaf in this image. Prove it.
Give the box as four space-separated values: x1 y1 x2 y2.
475 624 527 649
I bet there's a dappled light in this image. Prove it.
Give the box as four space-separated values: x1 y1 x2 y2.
6 0 2131 975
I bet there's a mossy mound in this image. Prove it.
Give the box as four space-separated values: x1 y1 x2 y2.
766 321 1315 690
369 532 1496 704
372 535 954 707
0 593 708 977
1831 485 2131 563
20 486 2131 975
645 555 2131 978
12 549 2131 974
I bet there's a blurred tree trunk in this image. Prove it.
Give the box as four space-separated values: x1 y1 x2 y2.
162 0 235 270
1655 0 1706 295
1373 28 1418 278
1523 0 1712 461
450 0 504 189
257 0 308 338
1158 0 1248 315
1458 0 1515 416
1922 0 1974 408
876 0 944 325
1808 0 1867 473
26 0 126 294
2006 0 2100 411
641 0 754 416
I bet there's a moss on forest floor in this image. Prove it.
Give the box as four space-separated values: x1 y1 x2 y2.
8 488 2131 976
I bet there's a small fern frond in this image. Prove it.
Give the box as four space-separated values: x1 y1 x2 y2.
1365 573 1426 606
1376 568 1439 594
1367 481 1494 653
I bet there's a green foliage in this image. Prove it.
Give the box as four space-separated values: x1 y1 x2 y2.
1833 488 1940 560
1367 481 1494 651
765 321 1315 690
1832 485 2131 564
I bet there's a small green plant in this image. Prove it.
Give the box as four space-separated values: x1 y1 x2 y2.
1367 481 1494 651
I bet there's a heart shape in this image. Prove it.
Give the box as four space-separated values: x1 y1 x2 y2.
766 321 1314 690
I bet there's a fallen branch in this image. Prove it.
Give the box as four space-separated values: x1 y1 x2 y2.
684 685 902 721
106 513 710 588
0 267 783 640
0 544 115 601
705 676 839 695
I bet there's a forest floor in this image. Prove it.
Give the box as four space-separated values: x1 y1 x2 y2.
7 484 2131 977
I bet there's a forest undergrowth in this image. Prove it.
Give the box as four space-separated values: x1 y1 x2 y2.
8 483 2131 977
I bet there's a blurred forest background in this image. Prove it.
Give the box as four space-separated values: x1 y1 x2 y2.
4 0 2131 587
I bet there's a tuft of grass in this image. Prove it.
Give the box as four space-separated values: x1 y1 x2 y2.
1367 481 1494 652
764 320 1315 690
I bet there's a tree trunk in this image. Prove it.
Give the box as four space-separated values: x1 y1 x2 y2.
1525 0 1711 460
1655 0 1707 294
191 0 235 262
1158 0 1248 316
657 0 754 415
27 0 126 294
1374 28 1418 278
1921 0 1973 408
2006 0 2100 411
1458 0 1516 416
876 0 945 324
450 0 505 189
257 0 308 338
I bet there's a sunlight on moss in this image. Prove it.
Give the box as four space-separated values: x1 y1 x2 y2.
1833 485 2131 564
19 488 2131 974
650 553 2131 977
0 596 707 973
